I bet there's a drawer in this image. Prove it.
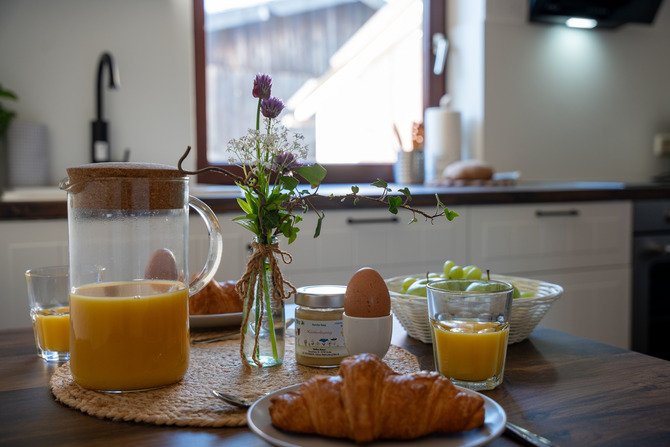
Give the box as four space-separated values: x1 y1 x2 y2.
279 207 468 286
468 201 632 274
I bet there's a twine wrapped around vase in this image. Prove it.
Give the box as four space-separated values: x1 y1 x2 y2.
236 241 296 367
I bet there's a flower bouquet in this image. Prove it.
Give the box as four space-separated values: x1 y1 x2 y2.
178 74 457 367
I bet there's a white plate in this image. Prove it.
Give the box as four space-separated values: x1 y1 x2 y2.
247 383 506 447
189 312 243 329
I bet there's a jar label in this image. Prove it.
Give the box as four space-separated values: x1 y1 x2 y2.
295 318 347 357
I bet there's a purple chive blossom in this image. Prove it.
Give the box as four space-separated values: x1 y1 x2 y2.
273 151 302 173
261 97 285 119
252 74 272 100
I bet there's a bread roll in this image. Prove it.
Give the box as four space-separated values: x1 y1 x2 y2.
443 160 493 180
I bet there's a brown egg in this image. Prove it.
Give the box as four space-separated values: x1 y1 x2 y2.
144 248 179 280
344 267 391 318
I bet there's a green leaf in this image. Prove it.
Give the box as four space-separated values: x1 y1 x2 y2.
281 175 299 191
408 217 418 224
445 209 459 221
245 191 259 213
351 185 359 194
314 215 324 238
233 212 258 222
0 84 18 100
262 210 280 230
279 220 292 238
236 198 253 214
294 163 327 188
398 187 411 200
287 226 299 244
371 179 389 190
388 196 402 214
233 219 259 235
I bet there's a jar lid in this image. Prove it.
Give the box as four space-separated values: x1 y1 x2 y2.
65 162 186 182
295 285 346 308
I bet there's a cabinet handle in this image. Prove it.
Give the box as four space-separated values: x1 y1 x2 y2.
535 209 580 218
641 243 670 256
346 217 400 225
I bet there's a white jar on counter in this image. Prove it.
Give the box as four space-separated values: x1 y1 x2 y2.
294 285 347 368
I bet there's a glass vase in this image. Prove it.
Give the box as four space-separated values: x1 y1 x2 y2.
242 237 285 367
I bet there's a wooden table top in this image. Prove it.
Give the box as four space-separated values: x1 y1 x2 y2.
2 323 669 447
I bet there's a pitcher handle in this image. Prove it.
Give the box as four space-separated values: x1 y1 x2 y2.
188 196 223 296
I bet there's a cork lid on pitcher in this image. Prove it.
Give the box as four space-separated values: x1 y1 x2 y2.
63 162 188 210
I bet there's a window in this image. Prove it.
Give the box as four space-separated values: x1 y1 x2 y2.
194 0 445 184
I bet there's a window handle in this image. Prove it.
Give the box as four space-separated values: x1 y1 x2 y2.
432 33 449 75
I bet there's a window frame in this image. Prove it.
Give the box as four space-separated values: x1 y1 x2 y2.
192 0 445 185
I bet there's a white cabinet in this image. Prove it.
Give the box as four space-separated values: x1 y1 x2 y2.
468 201 632 349
0 200 633 346
519 268 631 350
201 207 469 290
0 220 69 329
277 207 468 288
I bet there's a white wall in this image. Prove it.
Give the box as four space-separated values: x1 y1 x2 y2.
0 0 196 185
451 0 670 183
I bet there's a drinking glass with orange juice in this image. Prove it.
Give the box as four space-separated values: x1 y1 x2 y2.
427 279 513 391
25 265 102 362
61 162 223 392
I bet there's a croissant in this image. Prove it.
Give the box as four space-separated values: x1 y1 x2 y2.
189 279 243 315
269 353 485 443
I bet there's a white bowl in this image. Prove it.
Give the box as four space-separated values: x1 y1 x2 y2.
386 274 563 344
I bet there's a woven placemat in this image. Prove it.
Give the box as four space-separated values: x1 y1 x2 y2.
50 336 420 428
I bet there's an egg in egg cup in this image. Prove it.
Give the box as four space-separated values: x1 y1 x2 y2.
343 268 393 359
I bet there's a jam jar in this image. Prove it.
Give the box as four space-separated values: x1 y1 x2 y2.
294 285 347 368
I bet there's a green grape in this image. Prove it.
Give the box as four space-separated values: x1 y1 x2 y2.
406 279 429 297
449 266 464 279
464 265 482 279
401 277 417 293
465 282 500 292
442 260 456 277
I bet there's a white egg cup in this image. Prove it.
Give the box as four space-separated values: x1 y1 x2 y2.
342 313 393 359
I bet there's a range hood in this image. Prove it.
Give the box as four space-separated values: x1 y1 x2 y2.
529 0 664 29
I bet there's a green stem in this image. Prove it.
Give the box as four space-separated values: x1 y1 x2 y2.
255 97 262 160
261 255 279 361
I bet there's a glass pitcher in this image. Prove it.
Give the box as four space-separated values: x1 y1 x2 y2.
60 162 223 392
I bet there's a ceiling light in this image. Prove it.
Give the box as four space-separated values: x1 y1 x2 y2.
565 17 598 29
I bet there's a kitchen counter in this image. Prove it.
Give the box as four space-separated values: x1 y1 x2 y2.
2 181 670 220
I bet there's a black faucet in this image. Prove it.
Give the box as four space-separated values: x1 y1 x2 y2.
91 52 120 163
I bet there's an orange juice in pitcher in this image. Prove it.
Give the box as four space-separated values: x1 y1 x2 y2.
69 281 189 391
